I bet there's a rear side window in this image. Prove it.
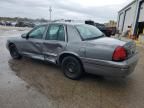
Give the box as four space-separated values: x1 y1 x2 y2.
76 24 103 40
45 24 65 41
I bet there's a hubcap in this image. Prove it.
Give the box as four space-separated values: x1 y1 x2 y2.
66 61 76 74
63 57 82 79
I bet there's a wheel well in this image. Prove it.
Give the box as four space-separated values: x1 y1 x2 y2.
59 53 84 70
8 43 15 48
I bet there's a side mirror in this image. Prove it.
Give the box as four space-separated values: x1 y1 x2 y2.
21 33 28 39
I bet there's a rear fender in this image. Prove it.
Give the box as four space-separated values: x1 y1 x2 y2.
57 51 80 64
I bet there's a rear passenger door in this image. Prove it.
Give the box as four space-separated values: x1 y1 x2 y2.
43 24 67 63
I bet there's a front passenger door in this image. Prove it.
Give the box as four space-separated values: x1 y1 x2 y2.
43 24 67 63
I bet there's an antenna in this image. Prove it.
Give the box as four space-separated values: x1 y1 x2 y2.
49 6 52 21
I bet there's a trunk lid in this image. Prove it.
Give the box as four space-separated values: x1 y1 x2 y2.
87 37 127 47
86 37 136 59
87 37 126 46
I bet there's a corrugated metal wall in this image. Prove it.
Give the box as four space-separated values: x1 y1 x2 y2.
118 2 137 34
118 0 144 36
139 2 144 22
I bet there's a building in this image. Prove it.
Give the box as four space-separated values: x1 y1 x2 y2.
117 0 144 37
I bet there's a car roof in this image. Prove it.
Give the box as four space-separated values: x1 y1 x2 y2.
38 22 84 26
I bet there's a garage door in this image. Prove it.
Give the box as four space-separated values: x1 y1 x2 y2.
118 13 124 33
139 2 144 22
123 8 133 33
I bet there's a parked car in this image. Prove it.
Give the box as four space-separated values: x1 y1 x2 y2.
6 23 138 80
15 21 25 27
85 21 114 37
95 23 116 37
5 21 12 26
0 21 6 26
15 21 35 27
85 20 95 25
108 27 117 35
0 21 3 25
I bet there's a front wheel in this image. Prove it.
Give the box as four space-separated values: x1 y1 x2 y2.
62 56 83 80
9 44 22 59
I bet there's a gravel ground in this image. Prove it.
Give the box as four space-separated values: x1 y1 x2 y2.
0 26 144 108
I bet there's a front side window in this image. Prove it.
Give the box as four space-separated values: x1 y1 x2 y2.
29 25 46 39
46 24 65 41
76 24 104 40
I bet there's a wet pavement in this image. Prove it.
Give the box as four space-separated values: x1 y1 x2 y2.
0 28 144 108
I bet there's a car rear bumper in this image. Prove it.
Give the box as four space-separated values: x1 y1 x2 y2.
81 53 138 77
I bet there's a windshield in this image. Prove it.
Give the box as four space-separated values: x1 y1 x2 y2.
76 24 104 40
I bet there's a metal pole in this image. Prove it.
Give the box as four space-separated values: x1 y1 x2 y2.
49 6 52 21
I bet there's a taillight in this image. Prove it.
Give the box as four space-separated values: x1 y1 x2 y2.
112 46 127 61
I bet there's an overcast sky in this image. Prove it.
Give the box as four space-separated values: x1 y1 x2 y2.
0 0 132 23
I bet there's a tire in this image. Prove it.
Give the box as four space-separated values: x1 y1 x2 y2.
62 56 83 80
9 44 22 59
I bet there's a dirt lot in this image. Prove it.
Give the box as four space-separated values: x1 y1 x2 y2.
0 26 31 37
0 26 144 108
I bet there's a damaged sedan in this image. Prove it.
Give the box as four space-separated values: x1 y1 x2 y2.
6 23 138 80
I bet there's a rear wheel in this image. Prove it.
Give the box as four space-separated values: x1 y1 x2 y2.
62 56 83 80
9 44 22 59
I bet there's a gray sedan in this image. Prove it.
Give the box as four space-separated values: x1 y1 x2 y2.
6 23 138 80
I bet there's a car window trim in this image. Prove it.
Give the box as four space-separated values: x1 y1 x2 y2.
74 25 84 41
65 25 68 42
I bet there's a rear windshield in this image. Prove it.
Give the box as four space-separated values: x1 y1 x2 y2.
75 24 104 40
